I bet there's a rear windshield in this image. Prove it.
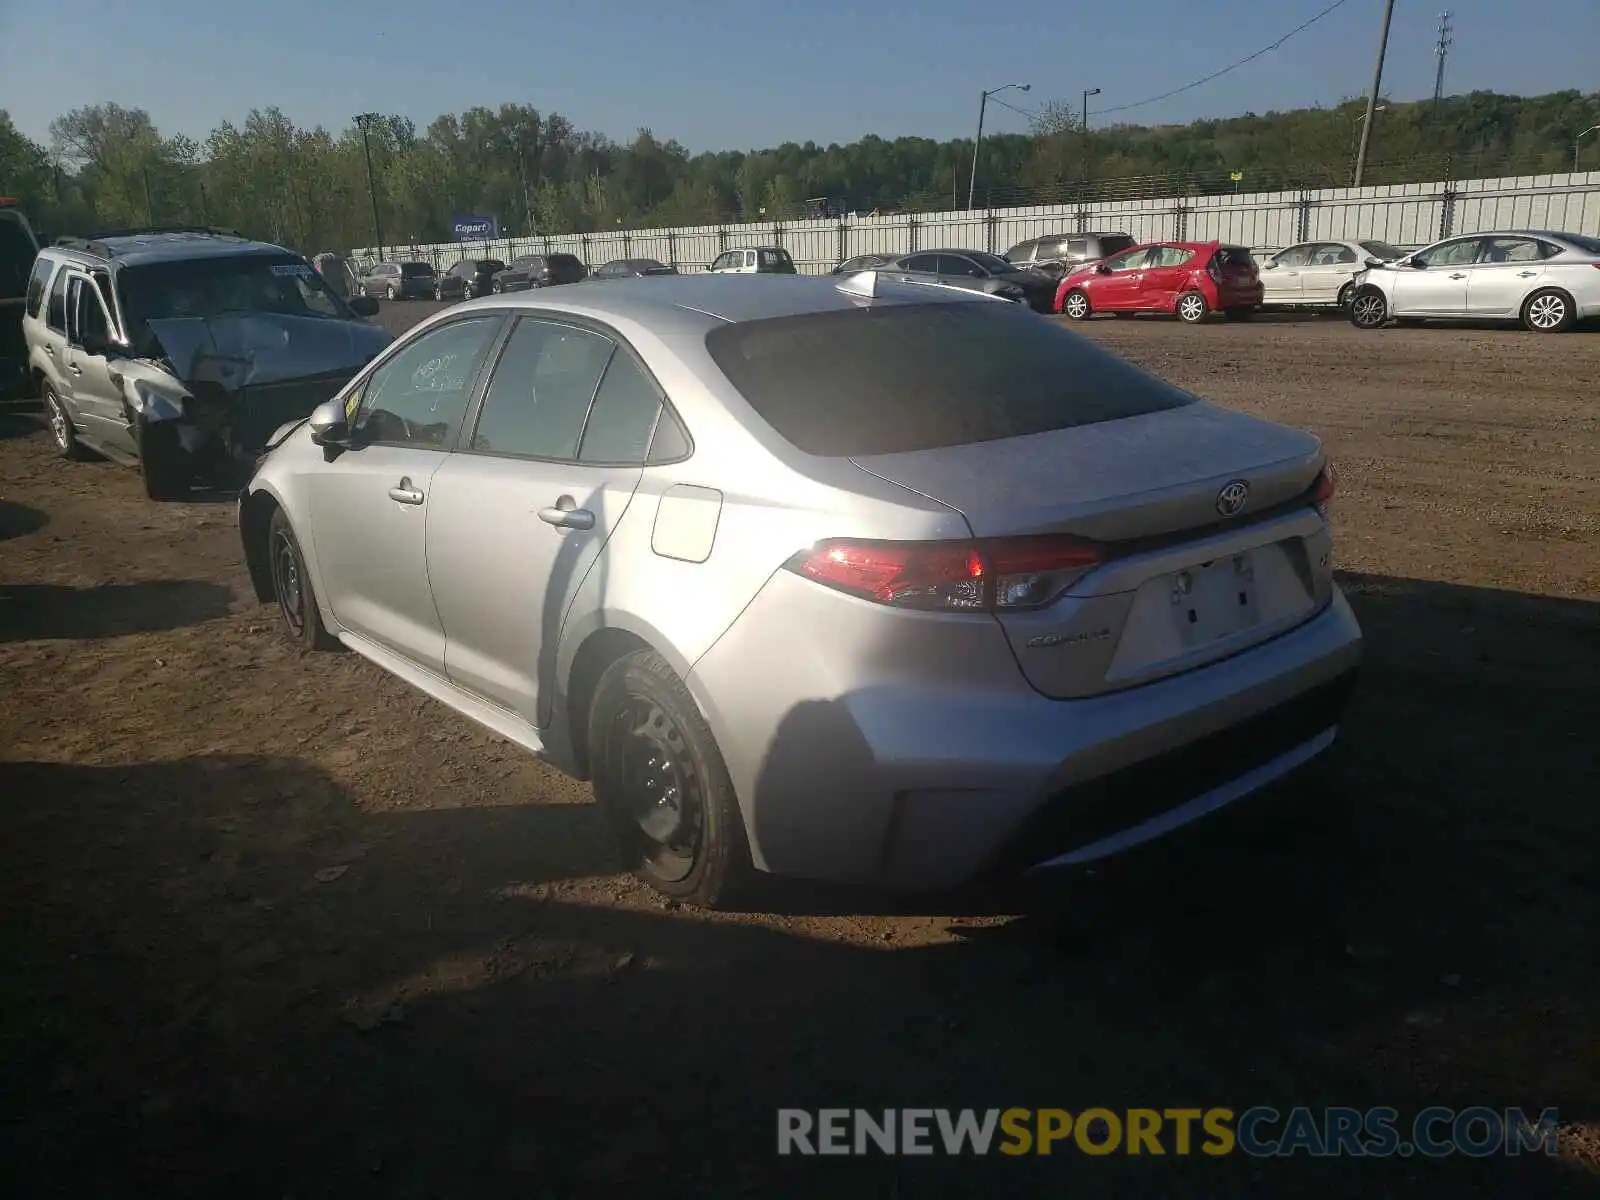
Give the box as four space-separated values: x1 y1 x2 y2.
549 254 582 267
1559 232 1600 256
1216 247 1256 268
401 262 435 276
704 302 1194 457
1094 235 1137 256
1358 240 1405 260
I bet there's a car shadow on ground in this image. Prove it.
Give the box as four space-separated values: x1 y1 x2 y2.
0 572 1596 1196
0 499 47 542
0 580 234 641
0 411 43 440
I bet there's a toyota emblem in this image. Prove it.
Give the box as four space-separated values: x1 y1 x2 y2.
1215 479 1250 517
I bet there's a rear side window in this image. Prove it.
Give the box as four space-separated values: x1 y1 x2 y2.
758 249 795 272
704 303 1195 457
471 319 614 460
25 256 54 317
1215 247 1256 268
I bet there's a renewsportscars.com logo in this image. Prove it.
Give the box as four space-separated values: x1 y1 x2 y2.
777 1106 1562 1158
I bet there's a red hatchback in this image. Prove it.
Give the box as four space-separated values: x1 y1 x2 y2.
1054 240 1263 324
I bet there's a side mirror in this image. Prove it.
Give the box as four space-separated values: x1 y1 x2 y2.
1408 257 1428 269
348 295 379 318
1262 260 1279 270
308 399 351 447
1363 257 1384 270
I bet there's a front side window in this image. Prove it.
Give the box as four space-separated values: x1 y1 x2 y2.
938 254 985 278
46 267 69 331
354 316 502 449
1273 245 1313 268
901 254 941 274
1414 239 1481 268
66 275 111 349
469 319 615 460
1099 247 1148 272
1147 246 1195 268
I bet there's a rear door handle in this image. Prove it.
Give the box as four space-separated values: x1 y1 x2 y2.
388 476 424 505
1517 270 1537 277
1449 272 1467 279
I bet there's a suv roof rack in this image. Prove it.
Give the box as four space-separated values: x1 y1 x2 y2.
53 225 251 257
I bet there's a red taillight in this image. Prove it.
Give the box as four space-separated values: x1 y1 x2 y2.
787 536 1107 611
1312 462 1338 517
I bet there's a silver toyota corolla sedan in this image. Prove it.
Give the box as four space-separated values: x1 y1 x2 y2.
238 272 1363 907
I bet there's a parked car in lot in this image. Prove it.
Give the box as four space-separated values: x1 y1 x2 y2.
436 257 506 302
706 247 797 274
238 273 1361 908
882 249 1057 311
829 253 896 276
1260 239 1405 309
1004 231 1138 279
1348 229 1600 333
357 260 438 300
491 253 587 292
23 228 388 498
589 258 679 279
1055 240 1264 323
0 198 40 399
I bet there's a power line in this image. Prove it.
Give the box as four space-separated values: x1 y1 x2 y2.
988 95 1040 122
1090 0 1354 118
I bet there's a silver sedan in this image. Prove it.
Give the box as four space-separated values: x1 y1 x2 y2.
1349 229 1600 332
238 272 1363 908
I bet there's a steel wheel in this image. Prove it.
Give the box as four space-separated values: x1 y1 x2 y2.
270 524 306 638
1522 289 1572 333
1063 290 1090 320
1177 291 1208 324
605 695 702 883
1350 290 1387 329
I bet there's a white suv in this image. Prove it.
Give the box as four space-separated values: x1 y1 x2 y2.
706 246 797 274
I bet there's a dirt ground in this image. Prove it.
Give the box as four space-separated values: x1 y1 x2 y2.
2 303 1597 1197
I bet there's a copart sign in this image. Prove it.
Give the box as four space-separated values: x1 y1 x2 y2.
451 214 499 241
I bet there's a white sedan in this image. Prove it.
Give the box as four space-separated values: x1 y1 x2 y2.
1259 239 1405 309
1349 229 1600 333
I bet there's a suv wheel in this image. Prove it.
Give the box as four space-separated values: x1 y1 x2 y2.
589 649 754 909
42 382 87 460
138 420 191 500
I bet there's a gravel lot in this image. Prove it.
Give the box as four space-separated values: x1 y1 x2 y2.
2 302 1597 1196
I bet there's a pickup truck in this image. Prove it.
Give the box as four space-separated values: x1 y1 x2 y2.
0 199 40 400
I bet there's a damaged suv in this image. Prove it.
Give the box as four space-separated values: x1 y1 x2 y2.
22 227 392 498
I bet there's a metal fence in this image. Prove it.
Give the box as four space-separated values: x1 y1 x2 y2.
352 170 1600 276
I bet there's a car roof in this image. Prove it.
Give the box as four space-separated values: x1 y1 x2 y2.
50 231 290 267
448 271 990 327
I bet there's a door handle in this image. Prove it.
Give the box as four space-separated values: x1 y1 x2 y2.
44 345 54 356
68 364 82 376
1449 272 1467 279
538 497 595 530
388 476 424 505
1517 270 1537 278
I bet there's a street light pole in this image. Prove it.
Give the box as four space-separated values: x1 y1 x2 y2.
1352 0 1396 189
1349 104 1388 156
968 82 1030 211
1577 126 1600 173
354 112 385 259
1081 87 1101 199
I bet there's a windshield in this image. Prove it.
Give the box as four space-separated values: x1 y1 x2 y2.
704 302 1194 457
117 255 356 347
1358 240 1405 260
401 262 435 276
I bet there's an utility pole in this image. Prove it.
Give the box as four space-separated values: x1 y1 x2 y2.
969 83 1030 210
1431 11 1453 117
1352 0 1396 189
354 112 385 259
143 167 155 225
1081 87 1102 201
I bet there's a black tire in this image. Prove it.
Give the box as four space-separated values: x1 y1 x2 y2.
1060 288 1092 320
589 649 754 909
491 279 503 294
1224 307 1253 322
1349 287 1389 330
267 508 339 651
1521 287 1576 333
1176 290 1209 324
138 420 191 500
42 381 88 460
1336 281 1355 310
387 284 400 301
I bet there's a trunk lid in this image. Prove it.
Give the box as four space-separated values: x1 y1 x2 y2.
850 403 1330 698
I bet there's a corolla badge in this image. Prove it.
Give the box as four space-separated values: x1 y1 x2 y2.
1215 479 1250 517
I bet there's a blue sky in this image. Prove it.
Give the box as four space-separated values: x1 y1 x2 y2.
2 0 1594 152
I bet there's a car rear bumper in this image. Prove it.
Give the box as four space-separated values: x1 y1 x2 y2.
688 574 1363 890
